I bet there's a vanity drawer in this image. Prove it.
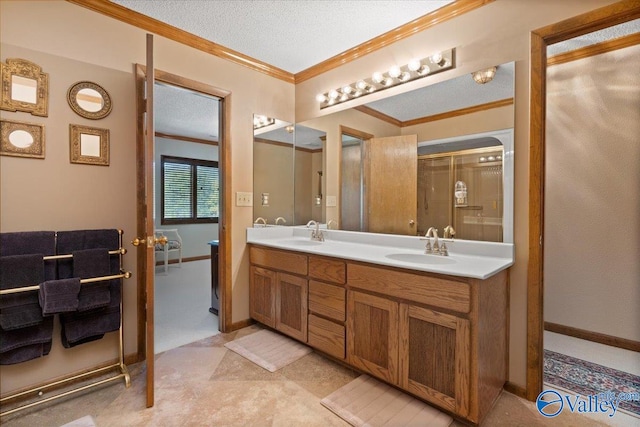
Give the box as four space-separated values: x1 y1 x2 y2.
309 280 346 321
308 256 346 284
347 263 470 314
250 246 308 276
308 314 345 360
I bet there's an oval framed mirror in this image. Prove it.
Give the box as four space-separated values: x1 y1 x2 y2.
67 81 112 120
0 119 45 159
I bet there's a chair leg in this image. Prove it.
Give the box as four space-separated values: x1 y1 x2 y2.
164 247 169 275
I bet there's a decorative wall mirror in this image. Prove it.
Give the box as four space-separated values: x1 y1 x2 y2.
0 119 45 159
69 124 109 166
67 81 112 120
0 58 49 117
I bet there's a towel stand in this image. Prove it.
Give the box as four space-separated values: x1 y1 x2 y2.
0 229 132 418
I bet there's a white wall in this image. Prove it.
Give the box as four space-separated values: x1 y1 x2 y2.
154 137 219 259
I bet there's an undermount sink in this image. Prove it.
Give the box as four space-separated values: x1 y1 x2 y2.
278 239 322 246
385 253 457 265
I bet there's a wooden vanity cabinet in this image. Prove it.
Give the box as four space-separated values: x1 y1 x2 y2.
249 247 308 341
249 245 508 424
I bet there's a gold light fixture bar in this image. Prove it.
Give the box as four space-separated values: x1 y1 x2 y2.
317 48 455 109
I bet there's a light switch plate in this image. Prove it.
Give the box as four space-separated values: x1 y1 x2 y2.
326 195 337 207
236 192 253 206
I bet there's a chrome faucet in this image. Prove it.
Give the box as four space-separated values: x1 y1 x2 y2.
327 219 337 230
275 217 287 225
306 220 324 241
254 217 267 226
425 227 440 254
443 225 456 239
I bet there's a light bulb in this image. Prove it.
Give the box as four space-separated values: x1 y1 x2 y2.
356 80 368 90
367 86 376 93
383 77 394 86
388 65 402 78
417 65 431 75
372 72 384 83
479 157 486 162
340 93 349 102
399 72 411 82
328 89 339 100
342 85 353 94
316 93 327 103
353 90 362 97
408 59 421 72
430 52 443 65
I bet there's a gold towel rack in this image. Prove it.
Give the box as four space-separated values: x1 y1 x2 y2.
0 230 132 418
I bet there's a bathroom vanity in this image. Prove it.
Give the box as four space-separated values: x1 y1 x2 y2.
247 227 513 424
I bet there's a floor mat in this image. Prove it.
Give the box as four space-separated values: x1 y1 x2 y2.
224 329 312 372
320 374 452 426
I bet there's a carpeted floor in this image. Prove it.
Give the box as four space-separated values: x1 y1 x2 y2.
544 349 640 416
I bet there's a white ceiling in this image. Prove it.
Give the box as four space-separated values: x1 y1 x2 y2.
111 0 454 74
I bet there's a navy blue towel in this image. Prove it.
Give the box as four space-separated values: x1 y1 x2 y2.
57 229 122 348
38 278 81 315
72 249 111 311
0 254 45 330
0 231 56 280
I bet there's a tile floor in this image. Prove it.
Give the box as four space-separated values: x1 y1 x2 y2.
1 325 612 427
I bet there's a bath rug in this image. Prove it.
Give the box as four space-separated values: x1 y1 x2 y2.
544 349 640 416
224 329 312 372
60 415 96 427
320 374 453 426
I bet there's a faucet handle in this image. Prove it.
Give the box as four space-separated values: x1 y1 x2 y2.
443 225 455 239
424 239 432 254
440 242 448 256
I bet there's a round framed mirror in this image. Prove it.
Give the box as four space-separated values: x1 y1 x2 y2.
67 81 112 120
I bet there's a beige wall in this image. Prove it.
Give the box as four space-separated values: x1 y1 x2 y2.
295 0 619 389
544 45 640 341
1 0 293 393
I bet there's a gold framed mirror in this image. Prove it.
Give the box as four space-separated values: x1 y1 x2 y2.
69 124 109 166
0 58 49 117
67 81 112 120
0 119 45 159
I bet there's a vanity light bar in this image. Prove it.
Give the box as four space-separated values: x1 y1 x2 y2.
253 115 275 130
316 48 455 109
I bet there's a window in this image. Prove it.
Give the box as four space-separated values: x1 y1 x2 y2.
161 155 219 224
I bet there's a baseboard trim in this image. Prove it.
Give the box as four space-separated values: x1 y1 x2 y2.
154 255 210 267
229 318 254 332
504 382 527 399
544 321 640 352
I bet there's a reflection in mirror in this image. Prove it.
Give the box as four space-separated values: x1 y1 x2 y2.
8 130 34 148
0 119 45 159
1 58 49 117
253 117 294 225
80 133 101 157
299 61 515 242
11 75 38 104
76 88 104 112
294 124 325 225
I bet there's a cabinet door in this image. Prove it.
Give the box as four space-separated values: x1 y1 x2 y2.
249 266 276 328
399 304 470 417
347 290 398 384
275 273 308 342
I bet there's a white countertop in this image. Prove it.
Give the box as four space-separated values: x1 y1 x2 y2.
247 226 514 280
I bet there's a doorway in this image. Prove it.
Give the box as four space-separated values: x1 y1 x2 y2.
153 81 221 353
527 1 640 403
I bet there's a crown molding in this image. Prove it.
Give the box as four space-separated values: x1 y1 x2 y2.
547 31 640 66
294 0 494 83
66 0 295 83
67 0 492 85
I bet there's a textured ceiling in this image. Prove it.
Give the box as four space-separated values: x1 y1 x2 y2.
111 0 454 74
548 19 639 56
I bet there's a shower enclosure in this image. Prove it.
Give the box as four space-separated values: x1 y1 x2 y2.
417 146 504 242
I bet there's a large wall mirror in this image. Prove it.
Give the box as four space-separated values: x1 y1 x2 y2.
301 62 514 243
253 117 326 226
252 61 515 243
